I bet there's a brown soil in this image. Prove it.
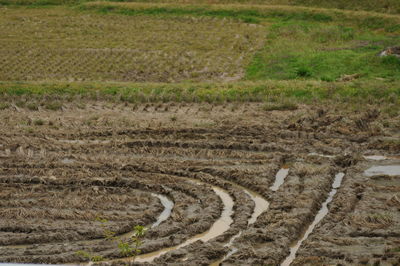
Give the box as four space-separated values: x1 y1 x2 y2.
0 102 399 265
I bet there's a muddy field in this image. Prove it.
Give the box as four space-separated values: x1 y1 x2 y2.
0 102 399 265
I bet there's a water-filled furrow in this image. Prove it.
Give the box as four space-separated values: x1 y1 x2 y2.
150 194 174 228
133 186 234 263
210 181 270 266
363 155 400 161
270 167 290 192
364 165 400 176
280 172 345 266
76 172 270 265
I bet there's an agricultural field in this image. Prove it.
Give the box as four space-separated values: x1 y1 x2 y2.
0 7 264 82
0 102 399 265
0 0 399 265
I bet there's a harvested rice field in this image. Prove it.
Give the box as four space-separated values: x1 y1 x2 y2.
0 102 399 265
1 0 400 265
0 7 264 82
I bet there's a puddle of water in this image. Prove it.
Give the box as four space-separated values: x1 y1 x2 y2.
308 153 334 158
270 167 289 192
225 232 242 248
116 194 173 244
363 155 387 161
210 182 270 266
61 158 75 164
245 191 270 225
364 155 400 161
59 139 110 144
364 165 400 176
132 186 234 263
103 176 268 265
281 172 345 266
151 194 174 228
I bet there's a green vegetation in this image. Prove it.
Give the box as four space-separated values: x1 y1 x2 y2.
1 0 399 15
75 250 104 262
80 2 334 23
0 0 399 105
0 80 398 104
76 217 147 262
80 2 400 30
118 225 147 258
246 21 400 81
292 0 400 15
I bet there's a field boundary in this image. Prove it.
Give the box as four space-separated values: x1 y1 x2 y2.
79 2 400 31
1 80 399 104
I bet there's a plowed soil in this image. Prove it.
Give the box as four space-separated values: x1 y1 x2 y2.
0 102 399 265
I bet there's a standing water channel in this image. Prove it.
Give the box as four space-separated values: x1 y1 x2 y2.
364 165 400 176
106 167 287 265
270 166 290 192
281 172 345 266
133 186 234 263
211 166 290 266
150 194 174 228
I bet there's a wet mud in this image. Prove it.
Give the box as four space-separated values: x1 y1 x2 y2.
0 102 399 265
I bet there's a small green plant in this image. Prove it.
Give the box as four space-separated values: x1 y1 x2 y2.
96 217 117 241
75 250 104 262
115 225 147 260
118 225 148 259
170 115 177 122
77 217 147 262
296 67 312 78
382 55 400 67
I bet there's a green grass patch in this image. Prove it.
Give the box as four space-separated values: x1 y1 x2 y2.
0 0 82 7
0 80 399 104
80 3 400 33
2 0 400 15
1 2 400 87
79 3 336 24
292 0 400 15
246 21 400 81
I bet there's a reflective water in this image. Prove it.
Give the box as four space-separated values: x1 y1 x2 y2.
281 172 345 266
270 167 290 192
308 153 334 158
363 155 388 161
210 181 270 266
134 186 234 263
364 165 400 176
151 194 174 228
